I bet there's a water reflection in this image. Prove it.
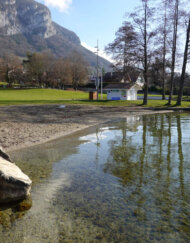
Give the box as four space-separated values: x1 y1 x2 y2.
103 114 190 241
1 113 190 242
104 116 144 187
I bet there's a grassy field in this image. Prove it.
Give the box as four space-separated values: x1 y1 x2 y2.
0 88 189 108
0 82 8 86
0 88 91 105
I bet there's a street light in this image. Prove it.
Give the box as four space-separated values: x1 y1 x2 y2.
95 40 99 100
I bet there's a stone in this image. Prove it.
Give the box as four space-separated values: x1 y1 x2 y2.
0 157 32 203
16 196 32 212
0 0 56 38
0 146 12 163
0 0 111 72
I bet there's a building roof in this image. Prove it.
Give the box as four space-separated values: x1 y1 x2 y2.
104 69 144 90
104 72 123 83
127 71 141 83
104 69 143 84
104 82 139 90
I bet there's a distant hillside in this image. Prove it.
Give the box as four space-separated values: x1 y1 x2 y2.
0 0 111 71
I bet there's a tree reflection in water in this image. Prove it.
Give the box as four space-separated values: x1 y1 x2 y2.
104 116 147 186
103 114 190 239
1 114 190 242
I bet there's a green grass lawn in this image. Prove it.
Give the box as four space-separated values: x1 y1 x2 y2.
0 88 90 105
0 82 8 86
0 88 189 108
138 94 165 97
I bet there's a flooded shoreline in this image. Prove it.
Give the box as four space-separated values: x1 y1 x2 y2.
1 113 190 242
0 104 173 153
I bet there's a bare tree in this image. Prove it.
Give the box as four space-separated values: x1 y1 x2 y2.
130 0 155 105
151 0 173 98
176 16 190 105
68 52 89 90
26 52 55 87
52 58 73 88
0 55 21 87
161 0 168 99
156 0 172 99
168 0 180 105
105 21 138 78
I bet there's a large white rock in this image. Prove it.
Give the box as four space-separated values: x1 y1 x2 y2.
0 157 32 203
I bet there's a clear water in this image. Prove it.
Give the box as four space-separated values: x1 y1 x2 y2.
0 113 190 243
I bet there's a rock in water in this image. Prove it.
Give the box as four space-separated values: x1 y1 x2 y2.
0 146 12 163
0 157 32 203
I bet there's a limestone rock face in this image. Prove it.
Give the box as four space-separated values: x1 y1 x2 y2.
0 157 32 203
0 0 56 38
0 0 111 71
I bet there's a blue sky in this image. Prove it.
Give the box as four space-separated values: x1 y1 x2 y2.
36 0 140 52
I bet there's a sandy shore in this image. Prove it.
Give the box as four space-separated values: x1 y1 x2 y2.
0 104 174 152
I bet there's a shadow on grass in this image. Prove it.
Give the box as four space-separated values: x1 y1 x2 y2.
0 99 143 106
0 100 78 106
0 88 38 91
0 99 189 109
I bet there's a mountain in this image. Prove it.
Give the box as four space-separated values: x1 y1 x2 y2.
0 0 111 71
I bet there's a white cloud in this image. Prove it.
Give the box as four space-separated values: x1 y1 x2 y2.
81 42 114 64
42 0 72 12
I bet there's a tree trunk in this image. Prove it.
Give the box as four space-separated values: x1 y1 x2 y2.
168 0 179 105
176 18 190 106
162 1 167 100
143 1 148 105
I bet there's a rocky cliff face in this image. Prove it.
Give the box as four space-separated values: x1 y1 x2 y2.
0 0 56 38
0 0 111 70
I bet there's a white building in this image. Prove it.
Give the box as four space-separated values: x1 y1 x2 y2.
104 73 144 101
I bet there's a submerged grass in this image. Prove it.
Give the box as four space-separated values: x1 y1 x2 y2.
2 113 190 242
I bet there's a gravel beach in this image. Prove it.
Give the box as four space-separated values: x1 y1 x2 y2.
0 104 173 152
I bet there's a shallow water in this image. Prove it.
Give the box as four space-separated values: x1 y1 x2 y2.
1 113 190 242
